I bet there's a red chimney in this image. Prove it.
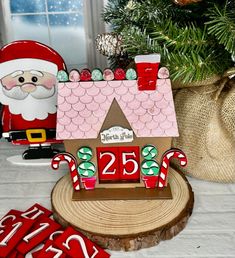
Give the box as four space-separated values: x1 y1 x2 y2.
135 54 161 91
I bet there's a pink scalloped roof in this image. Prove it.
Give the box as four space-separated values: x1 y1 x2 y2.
56 68 179 140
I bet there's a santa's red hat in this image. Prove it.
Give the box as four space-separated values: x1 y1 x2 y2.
0 40 66 78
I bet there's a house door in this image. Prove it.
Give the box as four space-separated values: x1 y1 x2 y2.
97 146 140 183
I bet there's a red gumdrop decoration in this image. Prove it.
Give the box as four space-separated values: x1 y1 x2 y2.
80 69 92 81
114 68 126 80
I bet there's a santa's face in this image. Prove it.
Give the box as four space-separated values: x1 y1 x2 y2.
1 70 56 100
0 70 58 121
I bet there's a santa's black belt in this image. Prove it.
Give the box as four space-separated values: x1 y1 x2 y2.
9 129 56 142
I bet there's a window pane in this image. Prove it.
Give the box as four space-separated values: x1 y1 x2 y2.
47 0 83 12
11 15 49 45
49 14 87 69
10 0 46 14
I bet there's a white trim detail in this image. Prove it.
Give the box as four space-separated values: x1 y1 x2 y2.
135 54 161 63
100 126 134 144
0 58 58 78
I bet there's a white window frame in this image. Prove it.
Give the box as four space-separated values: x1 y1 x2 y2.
0 0 107 70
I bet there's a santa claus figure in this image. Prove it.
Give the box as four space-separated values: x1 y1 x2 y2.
0 40 66 159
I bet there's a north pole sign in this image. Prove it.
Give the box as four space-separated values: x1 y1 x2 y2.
100 126 133 144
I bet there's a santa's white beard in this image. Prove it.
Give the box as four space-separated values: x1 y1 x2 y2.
0 84 57 121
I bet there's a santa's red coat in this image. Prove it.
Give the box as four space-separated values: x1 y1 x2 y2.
1 105 60 145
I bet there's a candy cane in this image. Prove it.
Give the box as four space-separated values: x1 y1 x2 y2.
158 148 187 188
51 153 80 191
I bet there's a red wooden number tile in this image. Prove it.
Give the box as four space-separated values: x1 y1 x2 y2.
0 210 22 235
31 234 59 258
8 250 26 258
97 147 120 182
36 230 68 258
1 210 29 258
119 146 140 181
17 217 60 255
29 244 45 258
0 216 34 258
37 244 67 258
7 250 18 258
21 203 52 220
31 246 44 258
54 227 110 258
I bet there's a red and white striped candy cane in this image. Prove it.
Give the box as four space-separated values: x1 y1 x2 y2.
51 152 80 191
158 148 187 188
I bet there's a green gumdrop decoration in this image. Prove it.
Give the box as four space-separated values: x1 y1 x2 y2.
126 68 137 80
141 160 159 176
141 145 158 160
92 69 103 81
57 70 68 82
77 147 93 161
78 161 96 178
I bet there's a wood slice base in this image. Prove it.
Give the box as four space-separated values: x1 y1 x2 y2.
51 168 194 251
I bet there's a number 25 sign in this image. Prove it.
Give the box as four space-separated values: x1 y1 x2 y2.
97 146 140 182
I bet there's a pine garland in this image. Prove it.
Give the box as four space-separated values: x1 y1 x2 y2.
206 2 235 56
102 0 234 83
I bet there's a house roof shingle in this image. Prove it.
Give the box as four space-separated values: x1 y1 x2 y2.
56 67 179 140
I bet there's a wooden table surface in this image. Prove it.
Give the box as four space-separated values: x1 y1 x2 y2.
0 142 235 258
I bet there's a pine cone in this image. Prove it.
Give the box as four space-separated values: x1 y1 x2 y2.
173 0 202 6
95 33 124 57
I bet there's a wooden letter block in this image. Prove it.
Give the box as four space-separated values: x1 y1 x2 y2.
36 230 68 258
119 146 140 181
54 227 110 258
17 217 60 255
15 252 24 258
0 217 34 257
21 203 52 220
0 210 22 235
7 250 25 258
10 247 46 258
97 147 119 181
28 244 45 258
8 250 18 258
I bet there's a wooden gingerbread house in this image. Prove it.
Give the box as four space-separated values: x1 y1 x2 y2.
55 54 180 200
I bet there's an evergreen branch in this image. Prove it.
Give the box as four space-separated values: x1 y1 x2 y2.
102 0 131 31
103 0 173 31
206 3 235 55
121 27 225 83
102 0 234 83
121 25 232 83
151 21 210 53
121 27 162 56
102 0 226 30
166 50 231 83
